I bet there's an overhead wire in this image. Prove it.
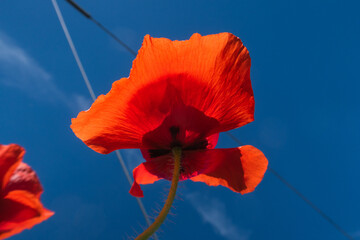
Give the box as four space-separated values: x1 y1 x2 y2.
60 1 354 239
51 1 158 239
65 0 138 56
226 132 354 240
65 0 138 55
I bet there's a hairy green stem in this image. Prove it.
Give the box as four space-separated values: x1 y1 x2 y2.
135 147 182 240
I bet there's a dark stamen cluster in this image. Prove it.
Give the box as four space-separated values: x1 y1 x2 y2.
147 126 208 159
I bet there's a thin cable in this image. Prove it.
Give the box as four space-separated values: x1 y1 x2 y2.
59 1 354 239
65 0 137 56
51 1 157 238
115 150 154 229
267 167 354 240
52 0 96 101
226 132 353 240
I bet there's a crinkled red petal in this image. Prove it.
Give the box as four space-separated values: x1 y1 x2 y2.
0 144 53 239
129 163 161 197
129 152 203 197
130 146 267 197
0 191 54 240
0 144 24 191
190 146 268 194
71 33 253 154
3 163 43 198
141 101 220 149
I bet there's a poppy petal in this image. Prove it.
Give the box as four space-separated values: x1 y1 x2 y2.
141 102 220 150
71 84 145 154
0 144 24 191
3 163 43 198
138 151 209 181
130 163 162 197
129 152 206 197
130 145 267 197
207 133 219 150
190 145 268 194
130 33 254 133
71 33 253 154
0 190 54 240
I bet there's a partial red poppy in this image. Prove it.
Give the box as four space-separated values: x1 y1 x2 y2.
71 33 267 197
0 144 53 240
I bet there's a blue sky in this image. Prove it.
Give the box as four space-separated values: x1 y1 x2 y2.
1 0 359 239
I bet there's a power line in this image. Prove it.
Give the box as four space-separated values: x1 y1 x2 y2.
65 0 137 56
53 1 96 101
226 132 353 240
267 167 354 240
51 1 158 239
61 1 354 239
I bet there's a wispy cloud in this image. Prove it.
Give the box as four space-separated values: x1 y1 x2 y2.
186 193 251 240
0 31 90 112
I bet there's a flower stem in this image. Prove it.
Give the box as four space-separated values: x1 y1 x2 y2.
135 147 182 240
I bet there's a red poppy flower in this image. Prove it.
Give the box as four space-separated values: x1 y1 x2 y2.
71 32 268 198
0 144 53 240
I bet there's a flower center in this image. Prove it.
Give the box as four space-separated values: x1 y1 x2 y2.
147 125 209 159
